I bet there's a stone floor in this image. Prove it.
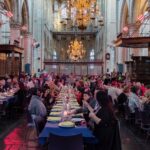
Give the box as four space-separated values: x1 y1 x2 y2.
0 116 150 150
120 119 150 150
0 115 41 150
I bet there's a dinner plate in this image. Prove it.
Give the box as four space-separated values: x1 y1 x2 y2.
72 114 83 118
72 106 80 109
56 101 62 104
47 117 61 122
71 100 77 102
71 102 78 104
50 112 61 116
0 96 6 99
55 104 63 106
53 106 62 109
58 121 75 128
6 94 13 97
71 118 84 122
51 108 62 112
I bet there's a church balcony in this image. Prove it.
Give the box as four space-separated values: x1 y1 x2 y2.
44 59 103 65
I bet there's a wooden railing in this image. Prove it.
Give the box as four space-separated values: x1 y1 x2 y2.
121 12 150 38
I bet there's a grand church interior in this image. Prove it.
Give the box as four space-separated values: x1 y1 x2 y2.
0 0 150 150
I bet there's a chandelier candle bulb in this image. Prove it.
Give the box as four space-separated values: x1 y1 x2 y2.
63 110 68 117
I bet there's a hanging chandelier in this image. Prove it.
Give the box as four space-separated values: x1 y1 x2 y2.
76 10 91 30
73 0 95 9
60 0 104 30
67 38 86 61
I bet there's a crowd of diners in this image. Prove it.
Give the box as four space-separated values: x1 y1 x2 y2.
0 71 150 150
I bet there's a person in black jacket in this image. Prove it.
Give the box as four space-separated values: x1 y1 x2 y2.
88 90 122 150
117 86 130 117
143 90 150 114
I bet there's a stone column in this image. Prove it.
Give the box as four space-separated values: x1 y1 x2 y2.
0 0 3 43
23 33 33 74
11 51 15 75
10 22 21 45
148 0 150 8
148 0 150 56
148 46 150 56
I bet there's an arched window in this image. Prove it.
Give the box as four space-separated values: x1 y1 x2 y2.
53 51 57 60
139 11 150 37
90 49 95 60
0 13 10 44
61 4 67 19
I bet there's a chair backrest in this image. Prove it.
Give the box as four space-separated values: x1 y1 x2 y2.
32 115 40 136
124 104 131 116
26 109 33 124
135 108 141 120
141 111 150 125
48 133 84 150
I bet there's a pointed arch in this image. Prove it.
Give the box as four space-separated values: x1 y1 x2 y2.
21 0 29 28
140 0 149 13
132 0 148 21
120 0 129 29
4 0 12 11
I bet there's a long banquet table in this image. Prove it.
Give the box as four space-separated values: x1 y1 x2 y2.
0 96 15 105
39 87 97 145
39 121 96 145
0 89 18 105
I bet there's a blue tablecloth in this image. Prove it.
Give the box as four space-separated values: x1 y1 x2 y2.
39 122 97 145
0 96 15 105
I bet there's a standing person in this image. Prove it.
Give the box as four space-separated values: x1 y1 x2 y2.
88 90 122 150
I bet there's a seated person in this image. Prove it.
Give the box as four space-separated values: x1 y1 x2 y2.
128 87 142 114
43 88 54 111
143 89 150 112
0 79 5 92
28 88 47 132
70 91 96 123
117 86 129 117
75 90 84 106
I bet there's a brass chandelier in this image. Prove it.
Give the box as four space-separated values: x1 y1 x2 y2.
60 0 104 30
67 38 86 61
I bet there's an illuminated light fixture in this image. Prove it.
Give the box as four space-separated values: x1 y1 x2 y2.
5 11 13 18
60 0 104 30
76 12 90 30
21 24 28 31
123 26 128 32
137 6 150 22
73 0 95 9
74 0 101 30
0 2 13 18
67 38 86 61
137 14 144 22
